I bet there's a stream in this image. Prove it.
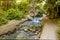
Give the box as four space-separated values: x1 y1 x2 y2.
0 17 42 40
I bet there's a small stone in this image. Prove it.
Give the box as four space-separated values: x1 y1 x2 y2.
24 29 28 31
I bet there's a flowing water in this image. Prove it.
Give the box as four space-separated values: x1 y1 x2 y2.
0 17 42 40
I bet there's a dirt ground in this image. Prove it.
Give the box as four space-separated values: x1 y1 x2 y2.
0 20 20 35
40 16 59 40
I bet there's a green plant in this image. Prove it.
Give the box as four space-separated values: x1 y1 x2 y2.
37 6 44 17
0 18 8 26
0 10 8 26
57 28 60 34
57 21 60 34
6 8 25 20
17 0 29 11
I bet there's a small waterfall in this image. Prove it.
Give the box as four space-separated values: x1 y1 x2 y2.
32 17 42 22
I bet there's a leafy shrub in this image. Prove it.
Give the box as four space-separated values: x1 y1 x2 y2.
0 8 25 26
0 10 10 20
17 0 29 11
58 21 60 27
6 8 25 20
0 11 3 17
38 9 43 16
57 28 60 34
0 10 8 26
0 18 8 26
57 21 60 34
37 7 44 17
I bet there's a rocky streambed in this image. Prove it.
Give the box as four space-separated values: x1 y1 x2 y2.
0 17 42 40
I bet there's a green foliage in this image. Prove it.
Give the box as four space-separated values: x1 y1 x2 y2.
58 22 60 27
0 0 29 26
57 29 60 35
0 8 25 26
0 0 16 10
0 18 7 26
43 0 60 18
37 0 44 3
38 8 44 17
37 4 44 17
0 10 7 18
0 10 8 26
57 21 60 34
6 8 25 20
44 0 60 10
0 0 45 26
17 0 29 11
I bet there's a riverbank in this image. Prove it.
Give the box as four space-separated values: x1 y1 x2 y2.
0 17 43 39
0 20 20 36
40 16 58 40
0 14 34 36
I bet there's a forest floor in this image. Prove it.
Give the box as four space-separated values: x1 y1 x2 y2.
40 15 59 40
